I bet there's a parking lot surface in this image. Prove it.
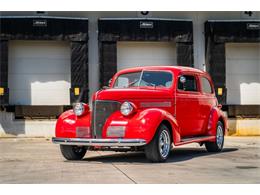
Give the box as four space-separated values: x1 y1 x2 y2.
0 137 259 183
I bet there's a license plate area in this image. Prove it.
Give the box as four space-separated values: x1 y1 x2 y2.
76 126 91 138
106 126 126 137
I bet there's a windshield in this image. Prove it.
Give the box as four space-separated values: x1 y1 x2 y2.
113 71 173 88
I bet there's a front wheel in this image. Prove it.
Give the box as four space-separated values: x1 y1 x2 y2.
205 121 224 152
145 124 172 162
60 145 87 160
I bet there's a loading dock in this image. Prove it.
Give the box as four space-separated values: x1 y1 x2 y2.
98 18 194 87
0 16 88 117
205 20 260 117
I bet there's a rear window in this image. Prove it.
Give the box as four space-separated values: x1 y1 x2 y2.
201 77 213 94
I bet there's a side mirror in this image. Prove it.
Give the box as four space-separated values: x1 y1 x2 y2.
102 86 110 90
108 78 112 87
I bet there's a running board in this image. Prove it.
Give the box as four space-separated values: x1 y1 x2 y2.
176 135 215 146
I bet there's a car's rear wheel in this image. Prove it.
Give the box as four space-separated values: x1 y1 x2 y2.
145 124 171 162
60 145 87 160
205 121 224 152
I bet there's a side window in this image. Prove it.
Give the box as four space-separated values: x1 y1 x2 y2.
178 75 198 92
201 77 213 94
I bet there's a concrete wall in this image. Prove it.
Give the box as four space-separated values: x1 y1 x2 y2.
2 109 260 137
0 111 55 137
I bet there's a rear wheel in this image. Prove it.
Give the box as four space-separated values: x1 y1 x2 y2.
205 121 224 152
145 124 171 162
60 145 87 160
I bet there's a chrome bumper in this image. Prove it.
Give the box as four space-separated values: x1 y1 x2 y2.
52 137 146 147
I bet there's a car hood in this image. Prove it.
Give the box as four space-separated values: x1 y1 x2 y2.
94 88 173 101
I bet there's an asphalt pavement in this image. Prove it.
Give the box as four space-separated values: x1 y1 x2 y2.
0 136 259 183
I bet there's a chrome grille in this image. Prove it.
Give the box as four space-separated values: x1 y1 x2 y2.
92 100 121 138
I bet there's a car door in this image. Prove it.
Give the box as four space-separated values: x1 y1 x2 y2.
198 75 217 134
175 73 202 137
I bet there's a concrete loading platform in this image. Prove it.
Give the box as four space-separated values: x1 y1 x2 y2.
1 111 259 137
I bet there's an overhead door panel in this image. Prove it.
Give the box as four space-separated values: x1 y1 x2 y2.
8 41 71 105
117 41 177 71
226 43 260 105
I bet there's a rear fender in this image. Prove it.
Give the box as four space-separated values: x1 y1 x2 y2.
207 107 227 137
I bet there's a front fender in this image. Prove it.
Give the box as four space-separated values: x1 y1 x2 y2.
55 109 91 138
103 108 180 144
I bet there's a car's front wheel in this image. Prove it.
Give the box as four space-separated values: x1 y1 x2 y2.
205 121 224 152
145 124 172 162
60 145 87 160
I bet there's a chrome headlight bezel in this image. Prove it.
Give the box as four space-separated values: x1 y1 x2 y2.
73 102 85 116
120 101 134 116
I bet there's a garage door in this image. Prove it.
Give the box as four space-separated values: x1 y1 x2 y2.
117 42 177 71
8 41 71 105
226 43 260 105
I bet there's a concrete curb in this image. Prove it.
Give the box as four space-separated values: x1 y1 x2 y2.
228 118 260 136
0 111 55 137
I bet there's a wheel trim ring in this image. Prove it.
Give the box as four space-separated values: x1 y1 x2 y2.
159 129 171 158
216 125 224 149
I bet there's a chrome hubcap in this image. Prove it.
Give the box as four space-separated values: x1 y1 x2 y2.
216 125 224 149
159 130 171 158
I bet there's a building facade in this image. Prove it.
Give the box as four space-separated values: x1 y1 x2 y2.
0 11 259 135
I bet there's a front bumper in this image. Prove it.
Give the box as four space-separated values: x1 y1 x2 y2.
52 137 146 147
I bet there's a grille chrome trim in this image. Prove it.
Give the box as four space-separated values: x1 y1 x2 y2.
92 100 121 138
140 101 172 108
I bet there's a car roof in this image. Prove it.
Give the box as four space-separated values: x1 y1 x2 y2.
117 65 206 75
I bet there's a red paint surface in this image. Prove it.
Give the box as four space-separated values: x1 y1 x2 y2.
55 66 227 146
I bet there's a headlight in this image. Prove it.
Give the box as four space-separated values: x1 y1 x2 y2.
73 102 85 116
120 101 135 116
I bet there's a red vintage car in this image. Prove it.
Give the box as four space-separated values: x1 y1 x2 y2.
53 66 227 162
